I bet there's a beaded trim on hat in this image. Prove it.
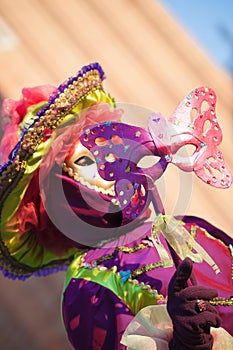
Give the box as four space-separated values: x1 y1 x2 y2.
0 62 105 174
0 62 105 191
0 62 106 279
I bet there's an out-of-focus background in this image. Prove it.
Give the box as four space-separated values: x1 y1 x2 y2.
0 0 232 349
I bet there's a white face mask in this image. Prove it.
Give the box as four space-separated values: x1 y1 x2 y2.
64 141 115 196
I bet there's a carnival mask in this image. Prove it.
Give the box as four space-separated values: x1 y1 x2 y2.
71 87 232 225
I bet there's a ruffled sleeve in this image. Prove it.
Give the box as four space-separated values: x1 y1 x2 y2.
121 305 172 350
121 305 233 350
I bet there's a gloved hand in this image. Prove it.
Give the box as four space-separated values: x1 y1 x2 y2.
167 258 221 350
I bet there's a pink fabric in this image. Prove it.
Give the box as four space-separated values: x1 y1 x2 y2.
0 84 57 162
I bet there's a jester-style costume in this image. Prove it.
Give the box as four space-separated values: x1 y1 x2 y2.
0 63 232 349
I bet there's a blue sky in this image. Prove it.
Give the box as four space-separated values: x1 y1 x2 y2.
161 0 233 75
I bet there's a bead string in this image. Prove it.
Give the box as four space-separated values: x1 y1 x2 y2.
81 243 149 269
209 297 233 306
130 261 164 278
80 243 165 283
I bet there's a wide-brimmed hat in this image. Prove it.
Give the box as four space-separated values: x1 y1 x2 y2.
0 62 120 279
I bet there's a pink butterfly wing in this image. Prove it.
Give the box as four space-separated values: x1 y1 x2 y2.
169 87 232 188
194 148 232 188
169 87 222 143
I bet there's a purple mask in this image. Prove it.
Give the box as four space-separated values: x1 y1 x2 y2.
80 121 167 224
80 86 232 224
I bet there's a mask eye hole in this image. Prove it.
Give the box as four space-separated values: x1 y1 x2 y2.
74 156 95 167
175 144 197 157
137 155 161 168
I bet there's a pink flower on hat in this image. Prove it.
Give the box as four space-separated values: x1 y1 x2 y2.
0 84 57 162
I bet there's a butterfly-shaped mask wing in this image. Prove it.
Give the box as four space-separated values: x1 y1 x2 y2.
149 87 232 188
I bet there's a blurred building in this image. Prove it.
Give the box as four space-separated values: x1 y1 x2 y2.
0 0 232 349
